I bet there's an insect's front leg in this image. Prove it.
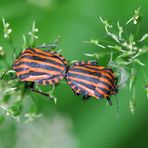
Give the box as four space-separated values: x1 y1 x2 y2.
107 97 112 105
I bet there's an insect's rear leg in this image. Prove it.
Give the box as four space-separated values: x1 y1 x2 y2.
73 90 81 96
29 82 53 100
82 95 90 101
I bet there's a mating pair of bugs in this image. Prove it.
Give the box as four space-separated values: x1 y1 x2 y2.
5 46 118 105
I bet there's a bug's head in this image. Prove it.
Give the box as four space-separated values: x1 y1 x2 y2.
106 85 118 106
110 76 118 95
111 87 118 95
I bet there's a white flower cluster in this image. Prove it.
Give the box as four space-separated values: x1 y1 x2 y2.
2 18 12 39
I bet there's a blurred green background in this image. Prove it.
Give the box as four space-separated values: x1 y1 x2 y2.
0 0 148 148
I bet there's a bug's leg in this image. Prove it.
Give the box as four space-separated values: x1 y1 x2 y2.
29 82 53 100
107 97 112 105
74 92 81 96
70 87 81 96
82 91 90 101
82 95 90 101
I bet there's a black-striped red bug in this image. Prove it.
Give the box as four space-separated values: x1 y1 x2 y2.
11 46 67 98
65 61 118 105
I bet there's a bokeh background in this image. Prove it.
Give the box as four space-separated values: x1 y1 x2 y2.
0 0 148 148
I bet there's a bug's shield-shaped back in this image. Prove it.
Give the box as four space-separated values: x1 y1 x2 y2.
12 48 67 85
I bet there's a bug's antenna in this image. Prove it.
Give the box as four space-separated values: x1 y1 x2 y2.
117 71 136 88
0 69 10 80
115 94 119 118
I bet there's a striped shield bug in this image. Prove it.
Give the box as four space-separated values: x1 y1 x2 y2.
65 61 118 105
10 46 67 98
13 48 67 84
